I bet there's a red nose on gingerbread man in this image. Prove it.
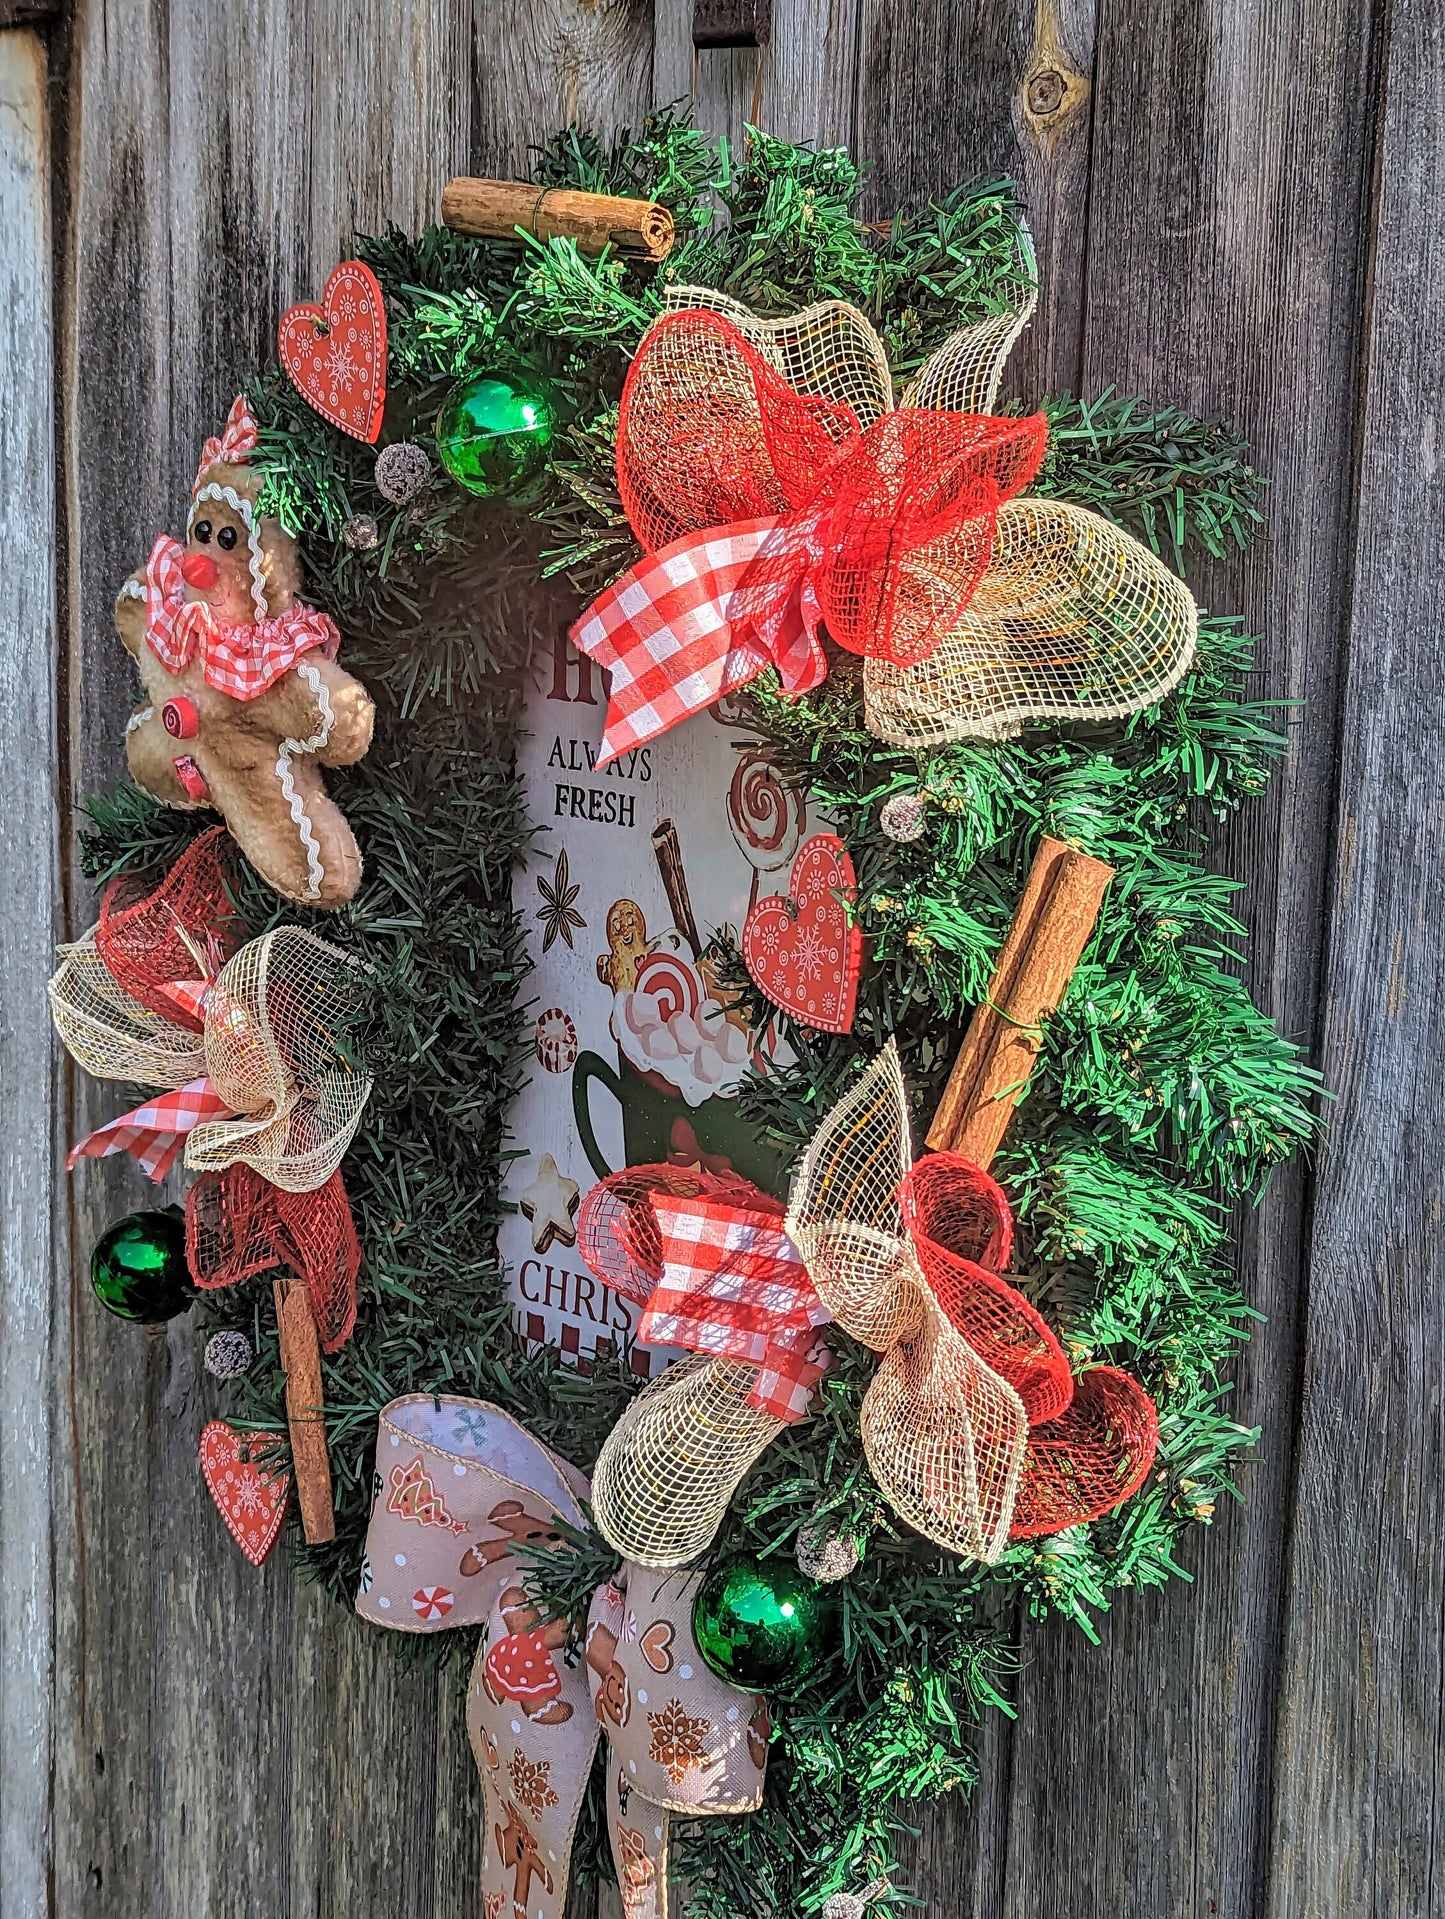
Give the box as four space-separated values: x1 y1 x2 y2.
114 396 374 909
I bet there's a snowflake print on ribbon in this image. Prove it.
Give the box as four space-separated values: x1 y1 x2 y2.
617 1825 656 1914
647 1698 715 1785
452 1407 489 1450
509 1750 560 1817
535 848 586 953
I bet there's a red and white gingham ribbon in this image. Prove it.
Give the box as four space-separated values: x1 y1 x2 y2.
144 533 340 702
67 1075 235 1182
642 1193 830 1421
569 516 827 769
195 394 259 490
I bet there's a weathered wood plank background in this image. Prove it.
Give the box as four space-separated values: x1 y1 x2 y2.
0 0 1434 1913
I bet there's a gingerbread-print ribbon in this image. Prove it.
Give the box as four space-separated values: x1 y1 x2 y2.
570 272 1197 763
356 1395 769 1919
48 829 370 1348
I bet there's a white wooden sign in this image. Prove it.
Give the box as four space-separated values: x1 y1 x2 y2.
497 635 811 1373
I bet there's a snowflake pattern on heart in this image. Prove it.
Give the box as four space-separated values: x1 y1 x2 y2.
198 1420 291 1566
742 833 861 1034
277 260 387 442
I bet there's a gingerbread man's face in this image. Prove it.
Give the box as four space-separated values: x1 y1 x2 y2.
184 484 263 624
596 1663 630 1727
606 900 646 954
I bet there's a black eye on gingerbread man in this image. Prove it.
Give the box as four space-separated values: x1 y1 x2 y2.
192 518 212 542
216 524 238 550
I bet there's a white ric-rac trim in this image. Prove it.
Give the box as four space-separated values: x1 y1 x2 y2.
275 660 335 902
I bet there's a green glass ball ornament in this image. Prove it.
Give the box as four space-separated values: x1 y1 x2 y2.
89 1208 194 1323
435 374 555 498
691 1556 837 1691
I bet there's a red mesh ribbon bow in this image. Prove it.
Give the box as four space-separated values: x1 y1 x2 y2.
787 1043 1160 1558
570 303 1047 767
47 828 369 1349
579 1046 1157 1568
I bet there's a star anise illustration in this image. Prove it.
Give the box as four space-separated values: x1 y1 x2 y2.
535 849 586 953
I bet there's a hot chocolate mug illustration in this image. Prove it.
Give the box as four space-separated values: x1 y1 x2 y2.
573 905 785 1192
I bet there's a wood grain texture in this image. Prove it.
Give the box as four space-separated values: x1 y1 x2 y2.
35 2 1434 1915
1266 0 1445 1911
0 30 60 1919
53 3 478 1915
1000 1 1380 1914
471 0 655 177
654 0 861 157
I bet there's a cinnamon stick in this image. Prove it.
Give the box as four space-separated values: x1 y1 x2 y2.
440 178 675 261
273 1278 335 1544
652 818 701 957
926 837 1114 1168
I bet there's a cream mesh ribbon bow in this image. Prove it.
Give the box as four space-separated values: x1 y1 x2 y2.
356 1395 768 1919
785 1043 1031 1556
50 917 371 1190
585 1042 1160 1568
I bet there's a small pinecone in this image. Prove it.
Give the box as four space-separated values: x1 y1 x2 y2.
375 440 432 504
879 792 927 843
343 512 380 551
204 1329 254 1379
823 1896 865 1919
796 1515 861 1583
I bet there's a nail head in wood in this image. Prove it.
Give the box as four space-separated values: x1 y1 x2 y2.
693 0 772 49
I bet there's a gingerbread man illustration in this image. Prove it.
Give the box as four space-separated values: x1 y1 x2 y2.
115 395 374 908
494 1800 554 1916
482 1587 574 1726
460 1498 566 1578
585 1617 631 1729
596 899 649 992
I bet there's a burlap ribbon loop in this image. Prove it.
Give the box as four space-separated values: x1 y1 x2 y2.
356 1395 767 1919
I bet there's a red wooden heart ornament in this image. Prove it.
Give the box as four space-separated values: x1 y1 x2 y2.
742 833 861 1035
277 260 387 443
199 1419 291 1566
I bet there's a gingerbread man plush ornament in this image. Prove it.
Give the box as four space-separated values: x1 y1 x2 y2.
115 397 374 909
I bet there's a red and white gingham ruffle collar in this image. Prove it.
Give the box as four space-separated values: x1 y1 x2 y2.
143 534 339 702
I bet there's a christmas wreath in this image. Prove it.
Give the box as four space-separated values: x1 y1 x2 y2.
65 113 1318 1919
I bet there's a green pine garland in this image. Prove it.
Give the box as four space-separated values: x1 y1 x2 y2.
77 110 1318 1918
